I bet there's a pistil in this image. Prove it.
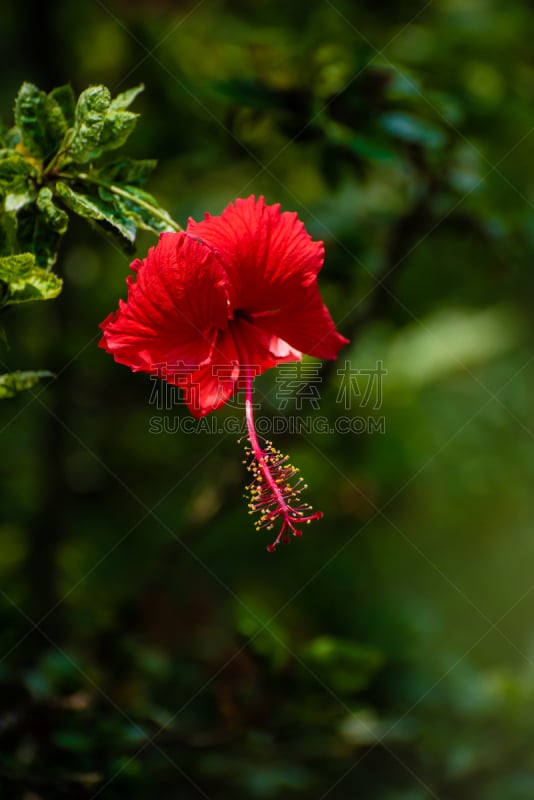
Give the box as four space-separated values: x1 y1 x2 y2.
242 366 322 551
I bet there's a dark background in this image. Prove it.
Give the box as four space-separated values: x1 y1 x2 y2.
1 0 534 797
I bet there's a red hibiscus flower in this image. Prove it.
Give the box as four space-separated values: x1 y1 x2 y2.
100 196 348 550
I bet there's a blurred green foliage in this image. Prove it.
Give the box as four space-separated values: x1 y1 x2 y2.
1 0 534 797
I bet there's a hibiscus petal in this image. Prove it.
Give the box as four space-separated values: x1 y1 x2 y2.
186 195 324 315
230 315 301 375
251 282 349 360
99 233 232 377
177 329 240 417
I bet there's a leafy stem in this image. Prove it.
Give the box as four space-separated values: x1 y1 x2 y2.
1 80 184 398
42 142 70 178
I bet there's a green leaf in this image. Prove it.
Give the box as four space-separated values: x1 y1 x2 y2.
0 153 38 214
16 205 63 269
115 185 178 234
67 85 111 163
4 183 35 213
65 85 142 164
98 109 139 153
98 158 157 186
0 369 53 399
89 218 136 255
0 150 38 182
14 82 67 162
48 84 76 126
36 187 68 233
109 83 144 111
0 253 62 306
56 181 137 244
